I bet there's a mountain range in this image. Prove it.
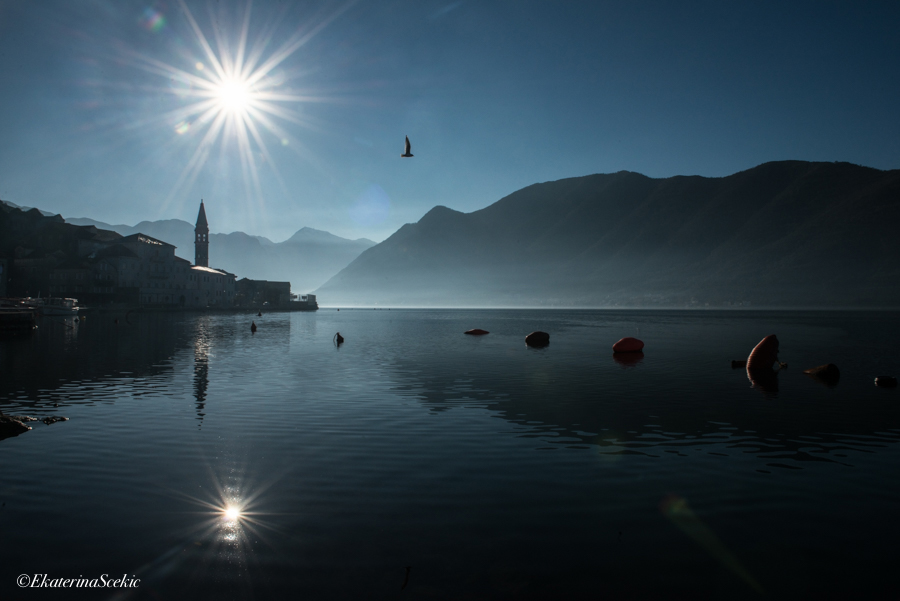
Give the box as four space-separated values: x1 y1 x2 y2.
316 161 900 307
63 216 375 293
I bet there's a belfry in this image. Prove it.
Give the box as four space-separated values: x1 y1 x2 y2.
195 200 209 267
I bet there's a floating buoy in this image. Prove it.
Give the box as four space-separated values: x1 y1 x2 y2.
251 321 257 333
257 311 262 317
334 332 344 345
746 335 780 394
747 335 779 371
465 329 489 336
803 363 840 387
875 376 898 388
525 331 549 347
613 337 644 353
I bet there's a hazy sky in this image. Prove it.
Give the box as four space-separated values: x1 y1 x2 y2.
1 1 898 242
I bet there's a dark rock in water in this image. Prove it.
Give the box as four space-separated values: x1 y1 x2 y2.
804 363 840 387
0 415 31 440
465 329 489 336
525 331 550 347
875 376 898 388
614 351 644 367
747 335 779 371
613 337 644 353
8 415 38 422
42 416 69 425
731 360 747 369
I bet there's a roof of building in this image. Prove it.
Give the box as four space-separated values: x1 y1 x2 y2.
118 233 175 248
191 265 233 276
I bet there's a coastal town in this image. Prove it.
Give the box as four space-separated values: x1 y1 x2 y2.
0 199 316 330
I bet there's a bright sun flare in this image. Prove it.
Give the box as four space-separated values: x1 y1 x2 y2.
223 506 241 521
130 0 350 210
216 79 252 113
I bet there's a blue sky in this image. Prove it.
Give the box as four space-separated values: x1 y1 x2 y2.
1 0 898 242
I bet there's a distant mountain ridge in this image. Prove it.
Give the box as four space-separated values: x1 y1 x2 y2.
63 217 375 293
316 161 900 307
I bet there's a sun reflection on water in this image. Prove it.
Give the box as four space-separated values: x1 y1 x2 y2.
223 505 242 522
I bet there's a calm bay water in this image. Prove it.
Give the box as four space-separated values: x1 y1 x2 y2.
2 309 899 600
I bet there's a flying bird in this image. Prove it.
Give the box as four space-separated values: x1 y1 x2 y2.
401 136 413 157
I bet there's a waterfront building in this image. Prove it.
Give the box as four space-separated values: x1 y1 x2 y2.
44 203 235 307
3 200 242 308
235 278 292 307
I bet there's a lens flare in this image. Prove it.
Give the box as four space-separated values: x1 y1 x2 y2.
660 494 764 594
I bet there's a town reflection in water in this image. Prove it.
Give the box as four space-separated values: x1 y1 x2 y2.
0 312 188 412
194 317 211 428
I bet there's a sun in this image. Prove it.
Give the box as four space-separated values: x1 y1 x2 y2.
216 78 253 114
223 505 242 522
127 0 352 211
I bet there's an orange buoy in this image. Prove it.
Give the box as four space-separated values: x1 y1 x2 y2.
746 335 779 371
612 337 644 353
465 329 489 336
746 335 780 395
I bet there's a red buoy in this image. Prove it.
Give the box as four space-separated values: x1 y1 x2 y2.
612 337 644 353
747 335 778 371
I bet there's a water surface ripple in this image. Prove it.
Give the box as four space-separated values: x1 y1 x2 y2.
2 309 899 599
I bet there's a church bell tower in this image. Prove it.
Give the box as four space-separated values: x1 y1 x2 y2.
195 200 209 267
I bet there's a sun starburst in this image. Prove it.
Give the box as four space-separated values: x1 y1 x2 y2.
129 0 353 213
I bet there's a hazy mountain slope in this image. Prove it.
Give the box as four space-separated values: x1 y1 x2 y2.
1 199 58 217
64 217 375 293
317 161 900 307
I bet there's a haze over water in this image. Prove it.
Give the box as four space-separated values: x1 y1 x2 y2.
2 309 900 599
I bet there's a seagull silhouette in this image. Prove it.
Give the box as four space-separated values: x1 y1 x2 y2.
401 136 413 157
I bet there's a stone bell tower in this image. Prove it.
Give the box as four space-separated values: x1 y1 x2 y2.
195 200 209 267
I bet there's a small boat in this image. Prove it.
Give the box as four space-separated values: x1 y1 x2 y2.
38 297 80 316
